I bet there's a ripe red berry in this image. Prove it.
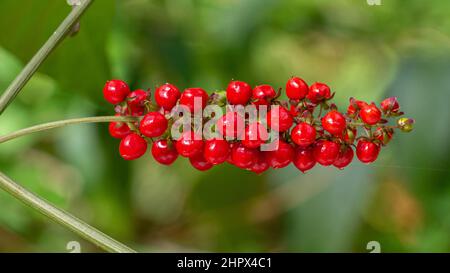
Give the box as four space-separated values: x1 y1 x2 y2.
252 84 276 105
204 138 230 165
226 81 252 105
155 83 181 110
151 140 178 165
286 77 308 100
321 110 347 136
249 153 270 174
242 122 269 149
291 122 316 147
333 146 354 169
313 140 340 166
380 97 400 114
266 140 294 169
231 143 259 169
126 89 148 115
139 112 168 138
119 133 148 160
109 115 131 139
189 153 213 171
356 140 380 163
103 79 131 104
293 146 316 173
307 82 331 104
216 111 245 139
175 131 204 158
179 88 209 113
267 106 293 132
359 103 382 125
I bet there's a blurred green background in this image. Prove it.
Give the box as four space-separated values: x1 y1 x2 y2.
0 0 450 252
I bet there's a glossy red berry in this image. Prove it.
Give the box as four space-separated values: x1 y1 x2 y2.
333 146 354 169
249 153 270 174
266 140 294 169
360 103 382 125
313 140 340 166
293 146 316 173
226 80 252 105
252 84 276 105
307 82 331 104
119 133 147 160
286 77 308 100
109 115 131 139
291 122 316 147
126 89 148 114
151 140 178 165
189 153 213 171
103 80 130 104
380 97 400 114
231 143 259 169
179 88 209 113
267 106 293 132
216 111 245 139
321 110 347 136
356 140 380 163
175 131 204 158
155 83 181 110
139 112 168 138
242 122 269 149
374 127 393 145
204 138 230 165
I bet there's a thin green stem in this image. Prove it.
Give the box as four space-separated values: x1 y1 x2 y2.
0 0 94 115
0 116 138 144
0 171 136 253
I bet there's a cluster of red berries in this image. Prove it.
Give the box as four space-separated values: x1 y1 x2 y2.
103 77 413 173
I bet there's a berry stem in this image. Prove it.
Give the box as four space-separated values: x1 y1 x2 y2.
0 116 138 144
0 171 136 253
0 0 94 115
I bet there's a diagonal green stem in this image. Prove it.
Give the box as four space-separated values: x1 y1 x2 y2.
0 0 94 115
0 171 136 253
0 116 138 144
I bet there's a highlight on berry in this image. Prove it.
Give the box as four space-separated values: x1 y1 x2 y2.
103 77 414 173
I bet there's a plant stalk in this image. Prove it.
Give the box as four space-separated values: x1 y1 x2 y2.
0 116 138 144
0 171 136 253
0 0 94 115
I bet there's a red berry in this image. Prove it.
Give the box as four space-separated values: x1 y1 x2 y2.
267 106 293 132
231 143 259 169
242 122 269 149
342 127 357 144
216 111 245 139
307 82 331 104
293 146 316 173
356 140 380 163
380 97 400 114
226 80 252 105
179 88 209 113
151 140 178 165
103 79 130 104
189 153 213 171
266 140 294 169
249 153 270 174
204 138 230 165
291 122 316 147
139 112 168 138
175 131 204 158
119 133 147 160
126 89 148 114
359 103 381 125
333 146 354 169
109 115 131 139
286 77 308 100
252 84 276 105
374 127 393 145
313 140 340 166
155 83 181 110
321 110 347 136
